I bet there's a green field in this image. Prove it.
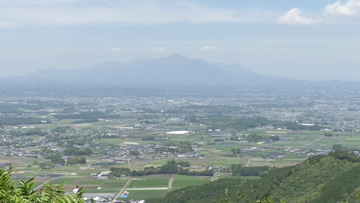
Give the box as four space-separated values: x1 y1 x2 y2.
80 178 128 193
80 178 127 185
124 190 168 200
172 175 211 189
50 176 83 185
129 177 169 188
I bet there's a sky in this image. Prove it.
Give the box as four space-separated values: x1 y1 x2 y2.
0 0 360 81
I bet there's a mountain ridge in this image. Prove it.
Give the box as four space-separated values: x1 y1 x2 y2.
1 54 360 93
0 54 281 88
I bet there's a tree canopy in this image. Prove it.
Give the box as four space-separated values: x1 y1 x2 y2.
0 167 85 203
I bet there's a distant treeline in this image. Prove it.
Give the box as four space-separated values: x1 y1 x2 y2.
0 116 51 126
191 116 271 131
155 142 193 154
187 115 322 131
231 164 272 177
13 128 48 136
110 160 213 177
279 122 321 131
63 147 93 156
0 104 19 114
54 111 119 120
70 118 99 124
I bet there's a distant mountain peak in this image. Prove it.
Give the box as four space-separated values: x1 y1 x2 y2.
168 53 186 58
163 53 190 61
2 54 287 88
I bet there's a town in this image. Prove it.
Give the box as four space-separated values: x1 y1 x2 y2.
1 89 360 202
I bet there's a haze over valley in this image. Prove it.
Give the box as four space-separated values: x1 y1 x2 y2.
1 1 360 203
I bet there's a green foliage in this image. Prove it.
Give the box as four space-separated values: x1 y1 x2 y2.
0 117 51 126
214 184 282 203
328 149 360 163
67 156 86 165
142 136 155 141
231 148 241 156
324 132 333 137
109 167 132 178
147 178 236 203
148 150 360 203
21 129 48 136
231 164 271 177
344 187 360 203
63 147 93 156
245 134 267 142
52 126 72 134
333 144 343 150
311 165 360 203
0 167 85 203
54 111 118 120
156 142 193 154
160 160 178 174
130 150 140 156
200 116 271 131
39 162 53 169
51 153 65 165
112 160 212 177
282 122 321 131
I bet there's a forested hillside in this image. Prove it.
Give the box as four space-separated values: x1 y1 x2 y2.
147 150 360 203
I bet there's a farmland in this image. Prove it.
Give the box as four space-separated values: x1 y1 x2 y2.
2 90 360 201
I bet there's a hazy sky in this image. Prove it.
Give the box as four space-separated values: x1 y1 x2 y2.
0 0 360 81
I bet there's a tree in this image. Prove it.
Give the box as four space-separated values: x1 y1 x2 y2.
67 156 86 165
129 150 140 156
0 167 85 202
109 167 131 178
63 147 93 156
325 133 333 137
333 144 342 150
271 135 280 141
232 148 241 156
40 162 53 169
51 153 65 166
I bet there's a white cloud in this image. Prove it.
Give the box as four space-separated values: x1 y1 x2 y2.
278 8 321 25
111 47 122 52
324 0 360 16
0 20 15 28
200 45 217 52
151 47 167 53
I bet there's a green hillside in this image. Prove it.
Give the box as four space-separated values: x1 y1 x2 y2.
147 150 360 203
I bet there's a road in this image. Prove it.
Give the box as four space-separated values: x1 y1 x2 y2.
34 175 63 191
305 135 324 146
168 175 174 191
246 158 251 167
112 178 132 202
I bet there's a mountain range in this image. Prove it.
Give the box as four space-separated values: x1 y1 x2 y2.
1 54 359 93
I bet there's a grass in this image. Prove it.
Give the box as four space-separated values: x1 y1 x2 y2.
172 175 211 189
129 177 169 188
33 182 43 188
123 190 168 200
214 176 260 181
50 176 83 185
78 178 128 193
79 178 127 185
